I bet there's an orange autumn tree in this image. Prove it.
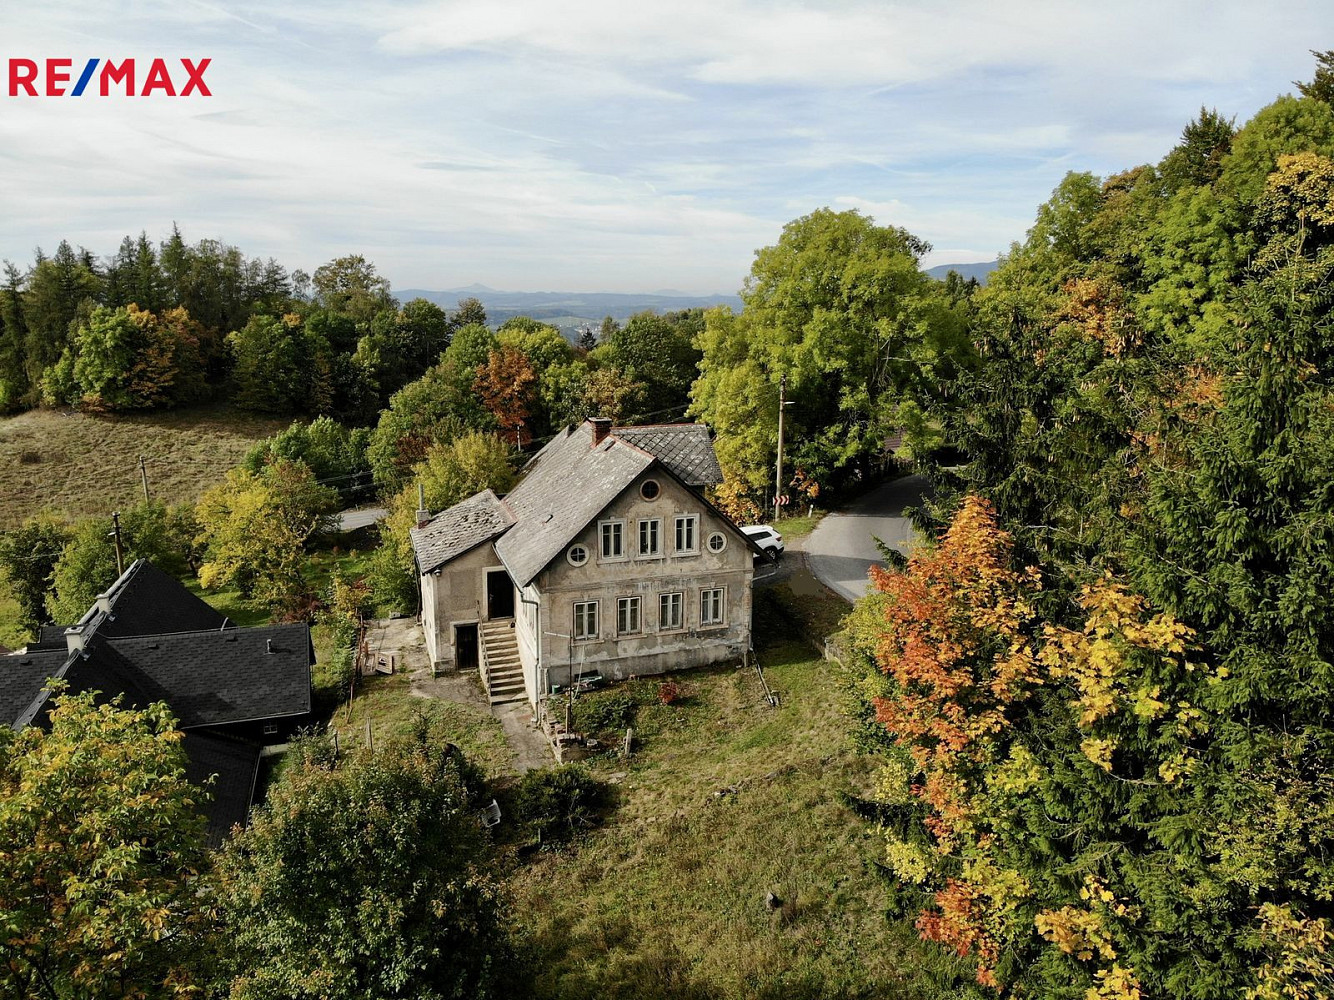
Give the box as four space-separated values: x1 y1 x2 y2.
475 344 537 446
849 496 1206 996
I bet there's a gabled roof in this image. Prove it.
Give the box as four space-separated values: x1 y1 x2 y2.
611 424 724 486
494 423 656 586
28 626 70 651
96 560 228 637
411 488 516 575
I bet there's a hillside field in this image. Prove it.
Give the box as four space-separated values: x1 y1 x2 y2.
0 404 289 529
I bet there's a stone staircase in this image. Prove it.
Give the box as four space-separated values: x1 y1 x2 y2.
480 618 526 706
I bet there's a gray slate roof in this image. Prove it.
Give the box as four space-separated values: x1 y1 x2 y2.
411 489 516 575
495 423 656 586
612 424 724 485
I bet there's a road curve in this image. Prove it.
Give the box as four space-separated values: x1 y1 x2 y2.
804 474 929 603
337 506 390 532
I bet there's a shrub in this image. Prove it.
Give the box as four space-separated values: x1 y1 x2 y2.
657 680 681 705
571 688 637 735
512 764 605 844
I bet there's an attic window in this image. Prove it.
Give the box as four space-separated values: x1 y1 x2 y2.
707 531 727 553
640 479 661 501
567 545 589 567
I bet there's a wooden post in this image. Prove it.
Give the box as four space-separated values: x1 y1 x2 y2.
139 456 150 503
109 511 124 577
775 375 787 522
623 727 634 758
365 717 373 752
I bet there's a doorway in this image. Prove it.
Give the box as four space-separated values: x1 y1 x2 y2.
486 570 515 619
454 623 479 670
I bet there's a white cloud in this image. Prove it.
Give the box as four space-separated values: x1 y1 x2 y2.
0 0 1330 292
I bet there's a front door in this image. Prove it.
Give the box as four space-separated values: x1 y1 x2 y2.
486 570 514 619
454 623 478 670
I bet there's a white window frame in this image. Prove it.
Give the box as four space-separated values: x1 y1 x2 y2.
640 479 661 501
700 587 725 627
659 591 683 632
599 519 625 561
566 544 589 567
638 517 662 557
706 530 727 554
617 596 642 636
573 600 599 640
673 514 699 555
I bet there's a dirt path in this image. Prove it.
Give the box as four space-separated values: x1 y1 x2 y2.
362 616 552 772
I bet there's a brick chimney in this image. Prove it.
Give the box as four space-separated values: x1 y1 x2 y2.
589 416 612 447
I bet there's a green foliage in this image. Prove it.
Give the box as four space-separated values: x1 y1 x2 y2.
591 309 702 421
691 208 972 494
215 721 506 999
895 90 1334 1000
570 688 638 735
243 416 371 502
227 313 307 414
0 688 210 999
196 459 338 614
44 502 199 624
511 764 606 844
370 431 518 613
0 513 70 636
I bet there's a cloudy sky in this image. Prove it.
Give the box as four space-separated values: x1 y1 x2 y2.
0 2 1329 294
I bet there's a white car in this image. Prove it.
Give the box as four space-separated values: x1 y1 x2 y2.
742 524 785 558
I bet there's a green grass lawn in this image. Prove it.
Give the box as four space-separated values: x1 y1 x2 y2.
0 402 289 529
771 510 826 538
503 589 964 999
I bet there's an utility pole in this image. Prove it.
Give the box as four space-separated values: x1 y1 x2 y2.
775 375 788 523
109 511 124 577
139 456 150 503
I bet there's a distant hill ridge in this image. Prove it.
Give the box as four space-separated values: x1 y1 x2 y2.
395 285 744 331
924 260 998 284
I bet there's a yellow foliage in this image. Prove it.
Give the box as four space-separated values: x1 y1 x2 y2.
1036 905 1117 962
1247 903 1334 1000
1086 964 1143 1000
884 837 933 885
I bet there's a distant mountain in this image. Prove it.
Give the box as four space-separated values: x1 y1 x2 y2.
395 285 744 334
925 260 998 284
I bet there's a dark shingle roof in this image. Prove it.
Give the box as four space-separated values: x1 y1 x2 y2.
98 623 313 729
612 424 725 485
99 560 228 637
181 732 260 847
411 489 516 575
494 424 656 586
0 650 68 726
29 626 71 652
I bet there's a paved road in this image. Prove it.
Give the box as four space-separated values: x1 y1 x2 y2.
337 506 389 532
804 474 929 602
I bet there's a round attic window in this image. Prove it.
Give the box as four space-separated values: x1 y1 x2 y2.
707 531 727 553
640 479 661 501
567 545 589 567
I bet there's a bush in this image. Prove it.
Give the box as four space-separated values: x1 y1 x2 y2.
570 688 637 735
512 764 605 844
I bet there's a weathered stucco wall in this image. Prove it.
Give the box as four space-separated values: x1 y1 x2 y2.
533 469 753 690
422 543 506 670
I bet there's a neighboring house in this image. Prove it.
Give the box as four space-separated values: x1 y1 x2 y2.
411 418 756 708
1 559 314 845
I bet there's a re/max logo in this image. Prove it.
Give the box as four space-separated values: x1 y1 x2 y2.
7 58 211 97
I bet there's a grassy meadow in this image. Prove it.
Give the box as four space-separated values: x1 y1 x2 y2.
500 587 963 999
0 403 289 529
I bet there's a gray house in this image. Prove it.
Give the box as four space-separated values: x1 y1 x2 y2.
411 418 755 707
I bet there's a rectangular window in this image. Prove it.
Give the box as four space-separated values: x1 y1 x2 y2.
638 518 661 556
674 514 698 554
600 521 624 559
574 601 599 640
701 588 725 626
617 596 641 635
659 592 683 631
